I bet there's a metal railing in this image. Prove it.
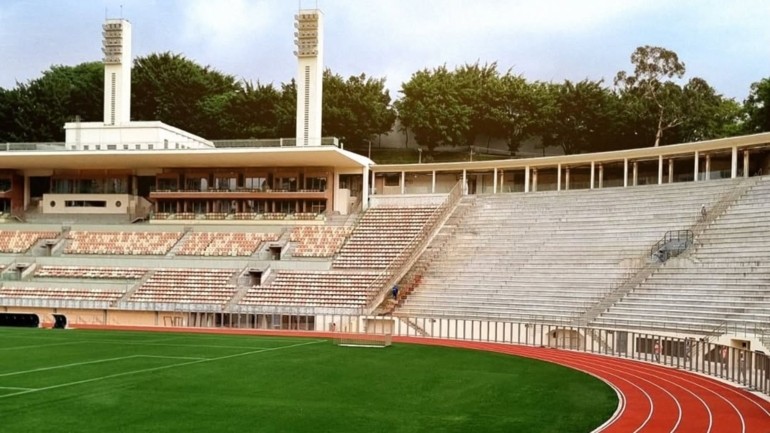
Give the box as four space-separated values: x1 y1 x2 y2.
650 229 693 262
359 180 465 314
29 308 766 396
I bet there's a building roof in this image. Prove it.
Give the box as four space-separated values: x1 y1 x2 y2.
0 145 373 171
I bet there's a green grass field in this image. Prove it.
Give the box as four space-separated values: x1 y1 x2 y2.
0 328 616 433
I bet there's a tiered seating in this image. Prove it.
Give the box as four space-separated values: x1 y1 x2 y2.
593 177 770 331
176 232 280 256
333 206 439 268
396 179 743 322
65 231 182 255
0 230 58 253
128 268 238 304
239 270 382 309
0 286 124 303
290 226 352 257
35 265 147 279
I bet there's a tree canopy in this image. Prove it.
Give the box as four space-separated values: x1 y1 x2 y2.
743 77 770 134
0 46 762 157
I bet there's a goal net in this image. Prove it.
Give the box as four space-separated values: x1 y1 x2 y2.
333 333 392 348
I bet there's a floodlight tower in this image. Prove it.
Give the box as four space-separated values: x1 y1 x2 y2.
102 19 132 126
293 9 323 146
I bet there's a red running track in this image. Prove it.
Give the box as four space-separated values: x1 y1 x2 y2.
76 325 770 432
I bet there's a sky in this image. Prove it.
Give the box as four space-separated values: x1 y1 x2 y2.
0 0 768 101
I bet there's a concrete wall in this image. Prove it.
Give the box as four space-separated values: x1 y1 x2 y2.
41 193 133 214
64 121 214 150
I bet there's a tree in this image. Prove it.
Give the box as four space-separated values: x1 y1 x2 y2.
201 81 283 139
275 80 297 139
321 70 396 147
395 66 472 153
542 79 619 154
615 45 686 146
677 77 742 142
453 62 504 149
743 77 770 133
131 52 239 138
2 62 103 142
495 75 552 154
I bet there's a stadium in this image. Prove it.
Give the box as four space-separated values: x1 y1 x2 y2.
1 9 770 433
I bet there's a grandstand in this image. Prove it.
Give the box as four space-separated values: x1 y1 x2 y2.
2 14 770 422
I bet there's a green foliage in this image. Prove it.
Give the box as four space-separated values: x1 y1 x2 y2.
200 80 284 139
498 78 556 154
0 328 616 433
0 47 756 150
0 62 103 142
131 52 239 138
743 77 770 133
542 79 620 154
322 70 396 147
396 66 473 153
614 45 742 147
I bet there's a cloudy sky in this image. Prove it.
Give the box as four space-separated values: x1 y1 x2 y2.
1 0 768 101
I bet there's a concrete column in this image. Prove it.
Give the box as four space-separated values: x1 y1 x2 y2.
361 166 370 210
743 149 750 178
500 170 505 193
565 167 570 191
694 151 699 182
431 170 436 193
493 167 498 194
532 169 538 192
400 171 406 194
623 158 628 187
362 165 369 210
658 155 664 185
462 170 467 195
731 146 738 178
590 161 595 189
705 154 711 181
557 164 562 191
632 162 638 186
524 166 530 193
668 158 674 183
23 175 30 210
598 164 604 188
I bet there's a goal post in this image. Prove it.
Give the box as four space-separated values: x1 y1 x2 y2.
333 333 392 348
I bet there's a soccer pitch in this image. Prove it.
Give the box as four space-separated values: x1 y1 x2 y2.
0 328 616 432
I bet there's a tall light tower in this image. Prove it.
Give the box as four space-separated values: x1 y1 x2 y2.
293 9 323 146
102 19 132 126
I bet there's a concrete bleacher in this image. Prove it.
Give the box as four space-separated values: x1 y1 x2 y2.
65 230 183 255
395 179 744 323
290 226 352 257
239 270 382 310
333 206 439 269
592 177 770 332
127 268 238 305
176 231 280 256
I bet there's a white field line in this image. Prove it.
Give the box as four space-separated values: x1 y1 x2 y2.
0 355 149 377
136 355 207 361
0 341 84 352
0 339 323 400
0 386 38 391
78 339 287 350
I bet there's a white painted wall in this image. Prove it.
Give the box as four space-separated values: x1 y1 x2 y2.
41 194 133 214
63 121 214 150
295 10 324 146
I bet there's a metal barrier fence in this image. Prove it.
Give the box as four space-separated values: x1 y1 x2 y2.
156 312 770 396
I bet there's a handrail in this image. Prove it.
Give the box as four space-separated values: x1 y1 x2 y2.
650 229 693 262
359 180 464 314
